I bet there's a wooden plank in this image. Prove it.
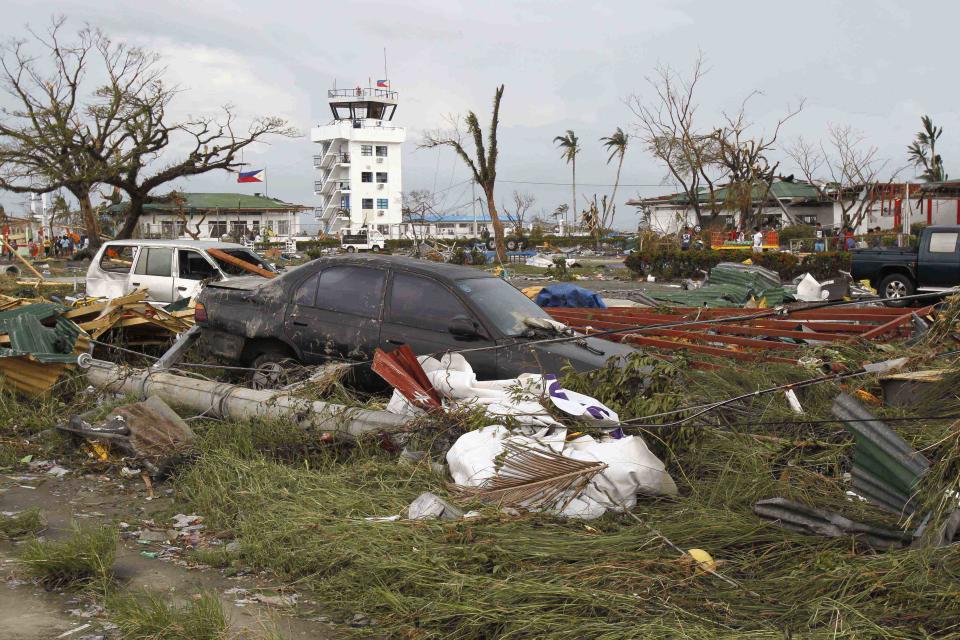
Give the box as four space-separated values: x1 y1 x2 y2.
1 238 44 280
207 248 276 279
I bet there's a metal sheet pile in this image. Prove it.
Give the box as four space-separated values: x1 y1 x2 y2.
547 304 932 364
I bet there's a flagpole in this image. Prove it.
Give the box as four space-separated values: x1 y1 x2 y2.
264 167 268 198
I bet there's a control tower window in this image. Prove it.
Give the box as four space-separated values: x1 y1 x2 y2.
360 145 373 156
376 172 388 184
361 172 373 183
375 146 388 157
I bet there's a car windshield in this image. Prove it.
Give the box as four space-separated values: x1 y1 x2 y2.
455 277 552 337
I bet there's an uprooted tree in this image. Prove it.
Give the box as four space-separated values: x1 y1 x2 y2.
421 85 507 261
0 18 295 248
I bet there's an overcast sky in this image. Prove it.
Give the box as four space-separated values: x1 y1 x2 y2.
2 0 957 229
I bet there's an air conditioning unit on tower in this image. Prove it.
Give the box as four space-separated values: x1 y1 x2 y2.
376 157 384 164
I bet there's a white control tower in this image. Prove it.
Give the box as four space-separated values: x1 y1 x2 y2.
311 84 406 236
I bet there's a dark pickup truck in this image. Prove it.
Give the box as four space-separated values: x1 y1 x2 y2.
195 254 635 387
851 225 960 306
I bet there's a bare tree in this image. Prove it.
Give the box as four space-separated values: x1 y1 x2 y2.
0 18 296 249
628 53 728 226
580 194 614 250
710 94 803 228
402 189 439 256
786 125 888 229
502 191 535 237
421 85 508 260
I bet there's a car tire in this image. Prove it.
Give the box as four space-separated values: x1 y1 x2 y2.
879 273 914 307
346 245 356 253
506 239 518 251
486 240 496 251
372 245 381 252
250 349 296 390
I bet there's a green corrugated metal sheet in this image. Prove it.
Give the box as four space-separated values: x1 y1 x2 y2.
639 180 822 206
0 303 82 364
650 263 787 308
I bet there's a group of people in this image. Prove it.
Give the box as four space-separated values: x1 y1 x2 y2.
677 222 888 254
2 233 84 261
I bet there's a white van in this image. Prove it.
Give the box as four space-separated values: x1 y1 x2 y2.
340 228 386 252
86 240 275 303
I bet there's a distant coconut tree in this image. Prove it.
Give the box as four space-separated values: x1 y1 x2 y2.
553 130 580 234
908 115 947 182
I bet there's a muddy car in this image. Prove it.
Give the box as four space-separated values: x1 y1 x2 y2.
86 240 276 303
195 254 635 385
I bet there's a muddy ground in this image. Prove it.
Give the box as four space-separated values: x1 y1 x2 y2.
0 469 347 639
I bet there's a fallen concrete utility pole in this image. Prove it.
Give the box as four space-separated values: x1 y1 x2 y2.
79 356 407 439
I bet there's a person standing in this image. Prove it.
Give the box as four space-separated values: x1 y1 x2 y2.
752 226 764 253
814 222 825 252
679 226 692 251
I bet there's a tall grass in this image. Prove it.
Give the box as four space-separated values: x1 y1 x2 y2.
19 523 117 588
106 589 229 640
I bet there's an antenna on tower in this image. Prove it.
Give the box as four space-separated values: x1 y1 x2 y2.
383 47 388 84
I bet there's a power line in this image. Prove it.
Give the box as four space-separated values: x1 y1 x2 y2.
498 179 677 188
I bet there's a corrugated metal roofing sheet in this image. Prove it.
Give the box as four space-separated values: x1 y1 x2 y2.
0 302 88 395
648 263 787 307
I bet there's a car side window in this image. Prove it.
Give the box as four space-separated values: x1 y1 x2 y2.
99 245 138 273
388 272 470 332
178 250 219 280
294 272 320 306
314 266 385 317
134 247 173 277
928 232 959 253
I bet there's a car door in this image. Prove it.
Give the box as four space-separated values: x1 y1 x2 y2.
128 246 175 302
917 230 960 287
285 265 386 363
381 271 499 379
174 249 220 301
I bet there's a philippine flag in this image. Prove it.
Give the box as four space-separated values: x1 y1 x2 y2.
237 169 265 183
376 79 389 88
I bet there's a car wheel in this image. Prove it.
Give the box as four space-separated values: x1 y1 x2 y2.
486 240 496 251
346 245 356 253
250 350 297 390
506 239 518 251
879 273 914 307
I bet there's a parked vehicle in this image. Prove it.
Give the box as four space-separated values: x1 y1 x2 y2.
851 225 960 307
341 228 386 252
86 240 276 304
195 254 635 387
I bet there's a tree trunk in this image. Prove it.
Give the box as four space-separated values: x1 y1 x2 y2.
116 193 145 240
75 189 102 249
570 158 576 236
485 185 507 262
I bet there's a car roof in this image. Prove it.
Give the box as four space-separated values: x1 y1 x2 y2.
308 254 496 282
100 239 248 250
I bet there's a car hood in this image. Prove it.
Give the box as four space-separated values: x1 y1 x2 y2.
499 334 637 376
205 275 271 291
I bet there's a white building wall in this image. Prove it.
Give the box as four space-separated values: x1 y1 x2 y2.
311 121 405 236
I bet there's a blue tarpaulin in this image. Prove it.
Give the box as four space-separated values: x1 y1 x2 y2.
535 284 607 308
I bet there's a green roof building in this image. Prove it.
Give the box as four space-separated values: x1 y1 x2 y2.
111 192 308 241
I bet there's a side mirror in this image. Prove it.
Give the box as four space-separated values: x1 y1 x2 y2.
448 315 481 339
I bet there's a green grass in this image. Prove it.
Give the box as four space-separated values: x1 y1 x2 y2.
106 589 229 640
165 345 960 639
0 508 46 539
19 523 117 588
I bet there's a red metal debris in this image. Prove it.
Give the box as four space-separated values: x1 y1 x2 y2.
546 305 930 364
372 344 443 410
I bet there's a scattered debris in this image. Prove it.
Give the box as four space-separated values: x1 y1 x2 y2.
753 497 912 549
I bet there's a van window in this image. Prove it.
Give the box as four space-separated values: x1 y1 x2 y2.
178 250 219 280
134 247 173 277
99 245 138 273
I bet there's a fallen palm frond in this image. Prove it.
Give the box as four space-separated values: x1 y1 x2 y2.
450 441 607 510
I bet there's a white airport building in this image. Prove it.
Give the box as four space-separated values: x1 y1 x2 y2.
311 86 406 237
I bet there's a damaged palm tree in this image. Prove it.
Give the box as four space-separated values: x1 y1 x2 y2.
451 441 607 512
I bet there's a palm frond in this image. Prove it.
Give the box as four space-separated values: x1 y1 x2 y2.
451 441 607 511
